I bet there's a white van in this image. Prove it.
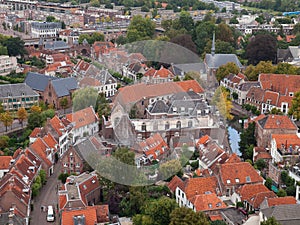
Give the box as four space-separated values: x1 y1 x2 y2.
47 205 54 222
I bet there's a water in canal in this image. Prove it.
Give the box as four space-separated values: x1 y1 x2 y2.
227 126 241 156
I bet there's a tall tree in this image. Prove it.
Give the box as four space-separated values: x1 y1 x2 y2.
170 34 198 54
246 34 277 65
4 37 26 57
113 147 135 165
288 91 300 120
169 207 210 225
30 105 42 113
72 87 98 112
0 111 13 132
17 107 27 127
59 97 68 114
216 62 239 82
178 11 194 32
126 15 155 42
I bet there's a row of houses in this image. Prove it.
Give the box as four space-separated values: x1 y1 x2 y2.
221 73 300 115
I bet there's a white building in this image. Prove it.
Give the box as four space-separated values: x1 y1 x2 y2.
30 21 61 38
0 55 17 76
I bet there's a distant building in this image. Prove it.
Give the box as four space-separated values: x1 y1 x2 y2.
31 21 62 38
0 83 39 110
0 55 17 76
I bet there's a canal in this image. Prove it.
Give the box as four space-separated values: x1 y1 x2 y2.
227 126 242 156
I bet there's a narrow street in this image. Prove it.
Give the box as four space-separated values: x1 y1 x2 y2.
30 162 62 225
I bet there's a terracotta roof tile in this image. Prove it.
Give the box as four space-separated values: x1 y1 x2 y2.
182 176 219 199
79 77 101 87
219 162 263 185
240 184 270 202
267 196 297 207
168 175 184 193
271 134 300 149
225 153 241 164
138 133 169 160
30 138 52 167
259 73 300 95
250 191 277 209
0 156 12 170
42 133 58 150
176 80 204 93
209 214 223 221
258 115 297 130
196 135 211 146
66 106 98 130
61 207 97 225
263 90 279 106
78 174 99 205
190 193 227 211
29 127 42 138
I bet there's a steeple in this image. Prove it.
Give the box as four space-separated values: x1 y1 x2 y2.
211 31 215 56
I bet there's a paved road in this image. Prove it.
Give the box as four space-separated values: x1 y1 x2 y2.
30 162 62 225
0 119 27 135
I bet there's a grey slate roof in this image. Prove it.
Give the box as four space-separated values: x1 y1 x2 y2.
44 41 69 50
173 62 207 74
52 77 78 97
96 69 117 85
238 81 260 92
149 100 169 114
261 204 300 225
25 72 58 91
0 83 39 98
288 46 300 59
25 72 78 97
171 91 202 101
205 54 243 69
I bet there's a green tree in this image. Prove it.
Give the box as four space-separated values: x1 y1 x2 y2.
143 196 178 225
159 159 182 180
246 34 277 65
113 147 135 165
178 11 194 32
212 87 234 120
46 16 56 22
194 21 215 55
41 109 55 120
90 0 100 7
17 107 27 127
60 97 68 114
27 112 44 130
265 177 273 190
58 173 69 184
0 111 13 132
39 169 47 185
288 91 300 120
0 135 9 149
116 35 127 45
239 122 256 160
72 87 98 112
277 188 287 197
126 15 155 42
261 217 281 225
170 34 197 54
254 158 266 171
275 62 297 74
4 37 26 57
216 62 239 82
244 61 275 81
169 207 210 225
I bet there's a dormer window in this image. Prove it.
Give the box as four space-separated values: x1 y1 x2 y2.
208 203 212 208
266 99 271 104
235 178 240 183
246 176 251 183
289 92 294 97
226 179 231 184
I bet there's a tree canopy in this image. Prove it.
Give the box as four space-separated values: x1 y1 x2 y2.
169 207 210 225
72 87 98 112
126 15 155 42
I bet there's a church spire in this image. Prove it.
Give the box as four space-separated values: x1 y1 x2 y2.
211 31 215 56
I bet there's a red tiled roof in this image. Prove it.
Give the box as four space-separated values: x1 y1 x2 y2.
240 184 270 201
286 35 296 43
196 135 211 146
209 214 223 221
219 162 263 185
79 174 99 205
259 73 300 95
74 59 90 72
138 133 169 160
43 133 57 150
255 152 272 161
61 207 97 225
59 195 67 210
225 153 241 164
176 80 204 93
168 175 184 193
30 138 52 167
271 133 300 149
66 106 98 130
0 156 12 170
182 176 219 199
29 127 42 138
190 193 227 212
258 115 297 130
267 196 296 207
94 205 109 223
263 90 279 106
49 115 66 136
250 191 277 209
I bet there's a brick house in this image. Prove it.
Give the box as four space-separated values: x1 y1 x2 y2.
61 146 84 175
255 115 298 148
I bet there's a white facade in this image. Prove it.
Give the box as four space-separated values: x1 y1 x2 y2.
270 138 283 163
71 120 99 144
0 55 17 76
31 22 61 38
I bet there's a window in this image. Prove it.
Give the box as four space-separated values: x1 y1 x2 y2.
289 92 294 97
165 122 169 130
176 121 181 129
141 122 146 131
226 179 231 184
208 203 212 208
235 178 240 183
246 176 251 183
188 120 193 128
